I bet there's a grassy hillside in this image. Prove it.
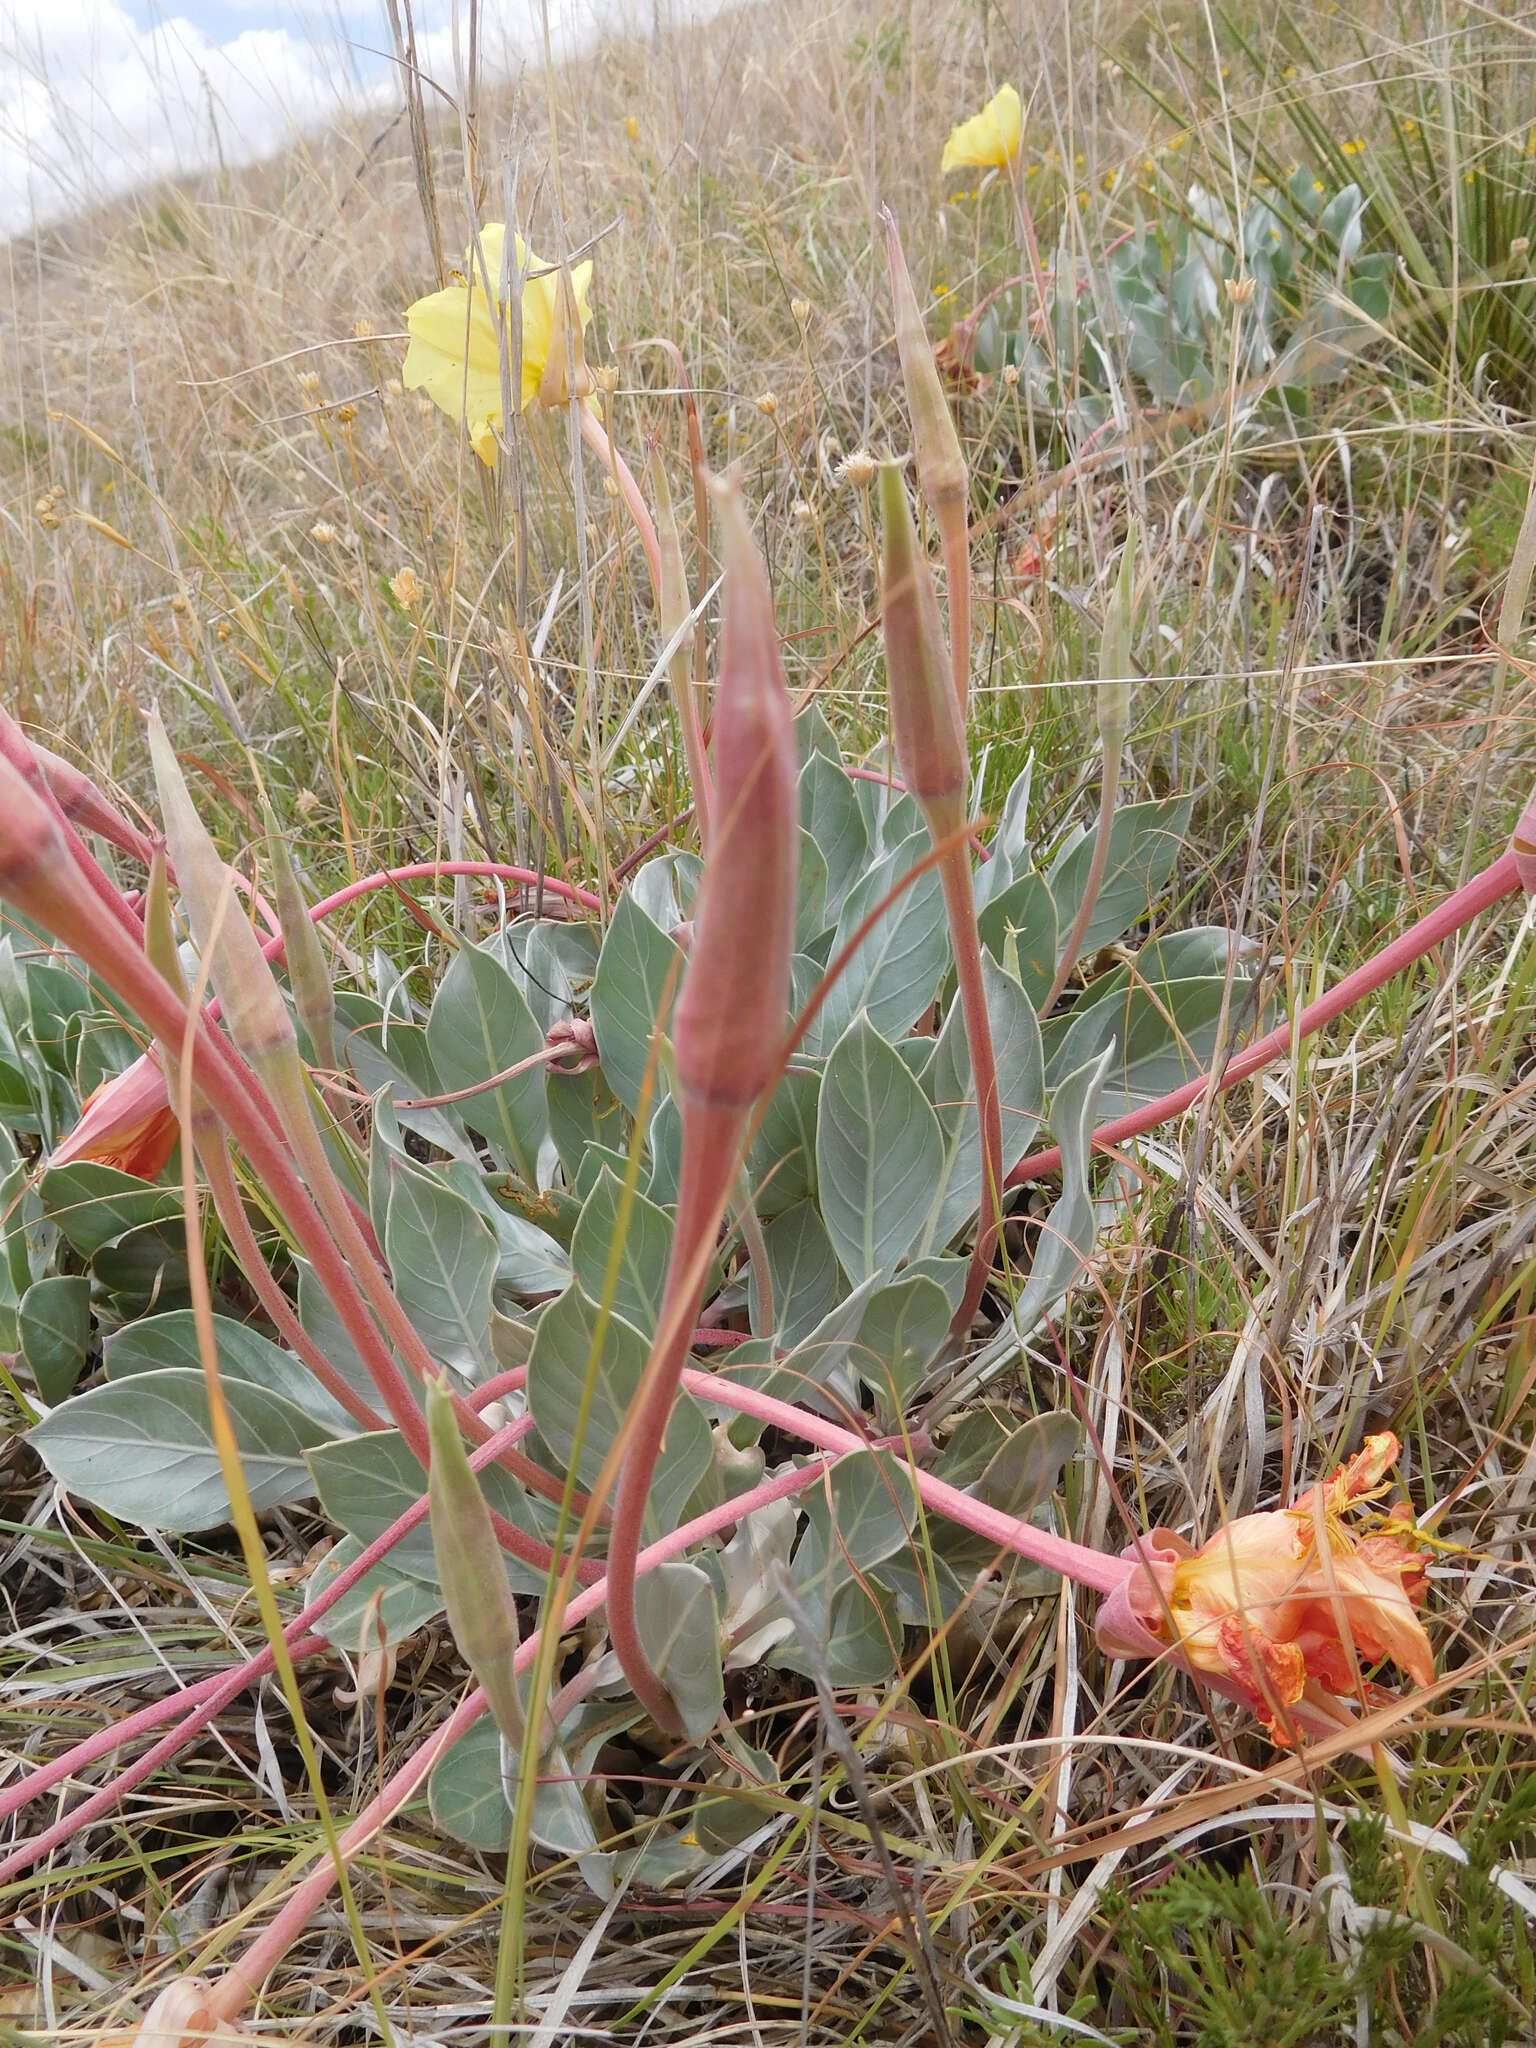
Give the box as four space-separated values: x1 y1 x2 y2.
4 0 1536 2039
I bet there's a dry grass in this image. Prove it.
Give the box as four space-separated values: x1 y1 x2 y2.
4 0 1536 2040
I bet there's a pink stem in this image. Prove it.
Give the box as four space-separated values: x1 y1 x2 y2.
682 1367 1132 1598
205 1454 836 2021
0 1419 532 1877
578 404 663 600
1007 850 1521 1186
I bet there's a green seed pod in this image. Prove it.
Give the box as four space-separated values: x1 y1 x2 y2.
426 1375 526 1749
878 463 967 832
264 812 336 1074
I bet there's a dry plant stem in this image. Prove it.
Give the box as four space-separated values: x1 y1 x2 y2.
1008 847 1521 1185
1041 723 1124 1016
603 1096 745 1732
577 402 661 597
940 846 1002 1336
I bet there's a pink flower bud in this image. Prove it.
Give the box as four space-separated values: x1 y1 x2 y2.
672 476 798 1112
878 463 968 828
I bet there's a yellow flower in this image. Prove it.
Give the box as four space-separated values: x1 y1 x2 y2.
941 83 1022 172
624 113 639 141
402 224 594 465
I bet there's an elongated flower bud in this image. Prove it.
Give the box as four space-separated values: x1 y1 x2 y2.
33 741 155 866
672 476 798 1112
882 209 966 524
147 711 297 1071
0 750 76 922
264 813 336 1073
878 463 967 829
426 1376 526 1749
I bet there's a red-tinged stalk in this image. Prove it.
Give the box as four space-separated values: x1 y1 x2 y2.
0 758 572 1580
649 445 713 844
30 739 156 867
1041 524 1137 1015
605 474 799 1732
146 715 574 1518
577 400 661 599
200 1454 841 2028
883 208 971 718
0 708 148 943
0 1412 535 1881
878 462 1000 1337
1008 846 1523 1185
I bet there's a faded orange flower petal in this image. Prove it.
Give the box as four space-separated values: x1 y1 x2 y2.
51 1052 179 1180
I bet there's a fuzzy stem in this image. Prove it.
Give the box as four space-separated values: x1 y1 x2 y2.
939 844 1003 1337
604 1096 746 1731
578 402 662 599
937 499 972 721
1008 849 1520 1185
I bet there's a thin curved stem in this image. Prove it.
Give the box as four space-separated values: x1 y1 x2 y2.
1008 849 1520 1185
578 403 662 600
1040 725 1123 1017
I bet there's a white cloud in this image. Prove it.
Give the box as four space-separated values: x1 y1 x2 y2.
0 0 368 235
0 0 704 238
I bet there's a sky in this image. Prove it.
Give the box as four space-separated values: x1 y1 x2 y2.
0 0 636 236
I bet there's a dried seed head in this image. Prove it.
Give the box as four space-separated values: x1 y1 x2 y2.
754 391 778 418
839 449 877 489
791 297 812 324
595 363 620 394
389 566 422 609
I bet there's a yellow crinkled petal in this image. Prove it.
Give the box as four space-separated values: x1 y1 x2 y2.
941 83 1023 172
402 282 509 464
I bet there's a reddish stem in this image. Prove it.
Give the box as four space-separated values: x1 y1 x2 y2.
1007 850 1520 1186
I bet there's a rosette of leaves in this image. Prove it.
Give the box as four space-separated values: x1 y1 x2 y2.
969 174 1392 437
16 725 1251 1886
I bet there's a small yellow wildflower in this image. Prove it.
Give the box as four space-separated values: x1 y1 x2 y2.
334 402 358 426
390 566 422 609
1341 137 1364 156
940 83 1022 172
624 114 639 141
402 223 595 465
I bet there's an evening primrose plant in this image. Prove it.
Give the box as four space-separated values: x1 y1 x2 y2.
0 208 1530 2033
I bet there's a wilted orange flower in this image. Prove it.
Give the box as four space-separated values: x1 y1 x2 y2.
51 1052 179 1181
1098 1432 1432 1744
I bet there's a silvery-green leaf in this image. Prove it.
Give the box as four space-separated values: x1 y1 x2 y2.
428 1717 511 1851
627 849 702 932
1048 975 1236 1111
745 1066 819 1217
305 1427 549 1595
634 1561 723 1739
426 942 548 1185
590 890 683 1116
39 1162 182 1259
105 1307 359 1436
977 869 1058 1012
31 1368 328 1532
924 953 1045 1250
794 828 829 950
494 919 599 1034
19 1273 90 1405
798 751 867 923
437 1161 572 1297
993 755 1034 868
795 703 843 766
816 1013 942 1283
347 1020 473 1161
570 1166 674 1338
384 1157 499 1378
297 1258 395 1419
526 1282 710 1538
847 1275 951 1410
748 1198 843 1346
1013 1049 1113 1343
812 830 948 1052
306 1535 443 1650
1047 796 1192 960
